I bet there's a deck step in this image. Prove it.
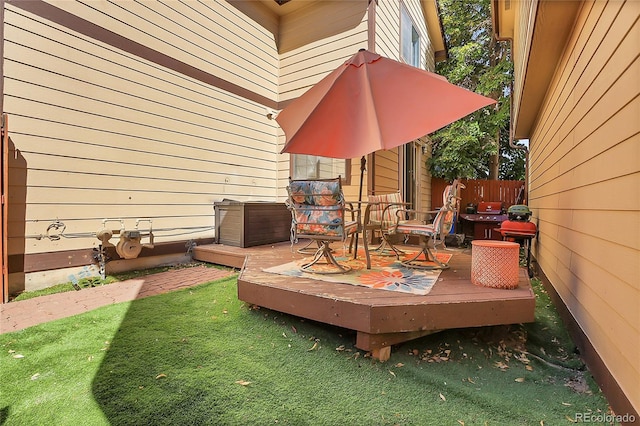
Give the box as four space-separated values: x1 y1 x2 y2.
192 244 247 269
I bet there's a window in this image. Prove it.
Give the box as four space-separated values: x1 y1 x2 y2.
292 155 347 180
400 5 420 67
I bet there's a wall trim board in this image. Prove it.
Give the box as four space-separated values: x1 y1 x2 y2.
10 238 215 274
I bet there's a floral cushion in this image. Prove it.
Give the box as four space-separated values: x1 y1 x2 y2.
293 206 346 237
287 179 356 238
288 180 342 207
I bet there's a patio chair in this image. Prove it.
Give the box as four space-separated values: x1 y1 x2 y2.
286 177 360 274
388 180 463 270
363 192 409 257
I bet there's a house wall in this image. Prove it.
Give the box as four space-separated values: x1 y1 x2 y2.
526 0 639 414
2 0 443 293
276 1 369 203
3 0 282 291
371 0 436 209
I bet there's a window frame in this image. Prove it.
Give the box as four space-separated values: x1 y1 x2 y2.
290 154 351 185
400 3 421 67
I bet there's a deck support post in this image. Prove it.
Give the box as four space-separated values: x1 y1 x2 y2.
372 346 391 362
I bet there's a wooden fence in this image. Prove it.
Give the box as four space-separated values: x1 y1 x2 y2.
431 178 525 211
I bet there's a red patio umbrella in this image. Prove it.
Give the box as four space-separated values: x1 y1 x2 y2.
278 49 497 160
277 49 496 256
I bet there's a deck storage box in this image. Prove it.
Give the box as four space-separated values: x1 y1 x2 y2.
214 201 291 248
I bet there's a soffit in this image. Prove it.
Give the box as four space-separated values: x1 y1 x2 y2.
226 0 367 54
493 0 580 139
421 0 447 61
515 1 580 139
228 1 445 57
491 0 515 40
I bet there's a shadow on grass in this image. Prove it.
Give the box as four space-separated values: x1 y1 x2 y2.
89 275 612 425
0 406 9 425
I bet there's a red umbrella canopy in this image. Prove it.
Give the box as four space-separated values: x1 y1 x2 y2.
278 49 497 159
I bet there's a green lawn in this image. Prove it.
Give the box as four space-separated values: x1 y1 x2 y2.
1 276 612 425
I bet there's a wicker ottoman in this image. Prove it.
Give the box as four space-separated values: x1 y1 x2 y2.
471 240 520 289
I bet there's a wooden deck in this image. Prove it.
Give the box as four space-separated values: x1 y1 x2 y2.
193 241 535 361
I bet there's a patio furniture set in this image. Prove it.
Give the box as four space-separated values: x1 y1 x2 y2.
285 177 464 275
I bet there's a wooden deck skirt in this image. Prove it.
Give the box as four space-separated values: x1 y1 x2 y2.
193 241 535 360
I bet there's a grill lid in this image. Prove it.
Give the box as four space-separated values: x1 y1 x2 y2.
507 204 532 221
477 201 503 214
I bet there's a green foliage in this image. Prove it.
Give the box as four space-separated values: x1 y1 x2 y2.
429 0 522 180
0 277 611 425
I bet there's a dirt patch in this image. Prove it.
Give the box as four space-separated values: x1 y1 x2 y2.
564 373 593 395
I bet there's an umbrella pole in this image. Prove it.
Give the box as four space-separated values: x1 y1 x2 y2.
353 156 366 259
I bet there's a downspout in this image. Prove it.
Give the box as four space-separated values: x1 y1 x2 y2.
492 0 529 202
366 0 377 195
367 0 376 52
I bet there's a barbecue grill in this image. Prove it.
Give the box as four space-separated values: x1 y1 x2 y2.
498 204 537 277
507 204 533 221
500 205 536 237
459 201 507 240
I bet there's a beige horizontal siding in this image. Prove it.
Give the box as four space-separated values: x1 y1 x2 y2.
374 0 399 58
4 1 281 256
45 0 278 99
276 5 369 198
278 0 368 54
527 0 639 412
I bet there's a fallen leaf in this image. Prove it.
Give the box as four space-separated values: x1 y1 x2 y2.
8 350 15 354
467 377 476 384
494 361 509 371
235 380 251 386
30 373 40 380
155 374 167 379
291 326 297 333
222 309 228 314
457 421 465 426
515 377 525 383
561 402 572 406
526 365 534 371
389 370 396 378
395 363 404 368
282 332 287 338
13 354 24 359
565 415 576 423
539 421 544 426
336 345 345 352
439 393 446 401
307 342 318 351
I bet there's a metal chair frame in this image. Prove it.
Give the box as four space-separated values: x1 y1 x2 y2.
389 180 463 270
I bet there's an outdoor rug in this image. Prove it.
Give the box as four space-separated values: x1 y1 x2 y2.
263 247 453 295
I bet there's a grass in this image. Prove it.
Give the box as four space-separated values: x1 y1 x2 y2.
0 275 613 425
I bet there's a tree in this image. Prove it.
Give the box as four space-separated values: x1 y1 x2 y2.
428 0 522 181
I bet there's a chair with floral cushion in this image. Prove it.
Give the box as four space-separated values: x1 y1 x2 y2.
388 180 463 270
286 177 360 274
363 192 409 258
